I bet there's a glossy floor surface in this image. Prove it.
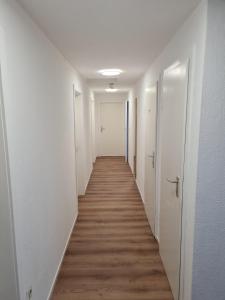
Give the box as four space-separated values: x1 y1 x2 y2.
52 157 173 300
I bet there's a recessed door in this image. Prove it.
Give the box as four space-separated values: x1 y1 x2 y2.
73 88 84 196
159 60 189 300
99 102 125 156
125 101 129 162
144 84 157 234
134 98 138 177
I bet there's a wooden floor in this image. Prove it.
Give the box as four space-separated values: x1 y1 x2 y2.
52 157 173 300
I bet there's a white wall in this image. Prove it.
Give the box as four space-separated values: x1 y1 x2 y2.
0 45 19 299
129 1 207 299
0 0 93 299
192 1 225 299
94 92 128 157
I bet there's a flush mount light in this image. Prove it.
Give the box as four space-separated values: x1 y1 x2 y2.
105 88 119 93
105 82 119 93
98 69 123 76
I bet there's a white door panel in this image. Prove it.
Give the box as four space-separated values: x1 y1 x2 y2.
100 102 125 156
144 84 157 234
74 92 84 195
159 60 189 300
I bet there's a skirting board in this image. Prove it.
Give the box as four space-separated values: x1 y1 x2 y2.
135 178 145 204
135 177 159 241
47 211 78 300
84 167 93 194
79 166 93 196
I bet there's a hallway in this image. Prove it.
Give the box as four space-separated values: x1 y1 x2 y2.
52 157 173 300
1 1 225 299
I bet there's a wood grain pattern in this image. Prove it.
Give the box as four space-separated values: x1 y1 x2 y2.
52 157 173 300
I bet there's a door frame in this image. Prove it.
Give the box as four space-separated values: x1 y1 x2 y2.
134 97 138 178
158 59 190 299
155 80 162 241
155 56 199 300
0 28 20 300
97 100 126 158
179 54 199 300
90 96 96 164
72 86 84 196
144 82 158 236
125 100 129 162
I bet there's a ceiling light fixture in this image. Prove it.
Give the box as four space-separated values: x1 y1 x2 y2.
105 82 118 93
105 88 118 93
98 69 123 76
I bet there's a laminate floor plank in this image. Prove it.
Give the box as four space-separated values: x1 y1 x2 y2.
52 157 173 300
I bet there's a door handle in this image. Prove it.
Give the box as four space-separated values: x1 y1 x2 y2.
100 126 105 133
148 152 155 169
167 176 180 198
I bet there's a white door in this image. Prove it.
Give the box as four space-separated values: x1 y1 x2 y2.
125 101 129 162
73 88 84 196
99 102 125 156
144 84 157 234
159 60 189 300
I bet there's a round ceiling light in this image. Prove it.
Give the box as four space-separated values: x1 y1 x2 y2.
98 69 123 76
105 82 118 93
105 88 119 93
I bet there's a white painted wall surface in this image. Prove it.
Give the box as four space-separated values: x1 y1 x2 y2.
0 0 93 299
129 1 207 299
0 45 19 299
192 1 225 299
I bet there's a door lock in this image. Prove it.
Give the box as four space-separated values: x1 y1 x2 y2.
167 176 180 198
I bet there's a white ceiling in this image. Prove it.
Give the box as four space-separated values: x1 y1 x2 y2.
18 0 200 89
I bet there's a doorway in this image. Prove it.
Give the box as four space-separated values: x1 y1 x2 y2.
125 100 129 162
99 102 125 157
73 86 84 196
159 60 189 300
134 97 138 177
144 84 158 235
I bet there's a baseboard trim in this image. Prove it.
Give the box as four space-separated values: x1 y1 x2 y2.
135 177 158 240
135 178 145 204
84 167 93 194
47 212 78 300
97 156 126 159
78 165 93 197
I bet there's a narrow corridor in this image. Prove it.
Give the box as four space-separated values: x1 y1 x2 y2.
52 157 173 300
